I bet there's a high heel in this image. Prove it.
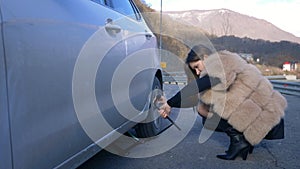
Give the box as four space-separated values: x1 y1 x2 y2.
249 146 254 154
217 127 251 160
217 145 250 160
240 147 250 160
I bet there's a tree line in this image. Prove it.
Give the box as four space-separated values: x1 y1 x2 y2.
211 36 300 67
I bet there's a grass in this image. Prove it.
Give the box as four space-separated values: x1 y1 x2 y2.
254 63 300 79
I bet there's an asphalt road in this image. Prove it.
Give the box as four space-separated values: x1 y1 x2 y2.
78 84 300 169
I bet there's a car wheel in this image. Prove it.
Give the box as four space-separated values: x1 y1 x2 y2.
135 77 164 138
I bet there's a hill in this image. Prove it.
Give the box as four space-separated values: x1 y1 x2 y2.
134 0 300 69
166 9 300 44
134 0 210 59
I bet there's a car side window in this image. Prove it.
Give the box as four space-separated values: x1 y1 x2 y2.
91 0 141 21
91 0 105 5
109 0 141 20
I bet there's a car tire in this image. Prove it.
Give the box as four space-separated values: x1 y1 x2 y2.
135 77 163 138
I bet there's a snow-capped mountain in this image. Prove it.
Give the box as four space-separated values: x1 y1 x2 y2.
166 9 300 44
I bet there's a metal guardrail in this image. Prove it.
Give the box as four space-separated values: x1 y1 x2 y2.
162 72 300 96
162 71 187 85
163 76 187 85
270 80 300 97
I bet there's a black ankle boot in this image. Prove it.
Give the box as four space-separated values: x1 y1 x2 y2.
217 127 251 160
225 127 254 154
226 145 254 154
219 120 254 154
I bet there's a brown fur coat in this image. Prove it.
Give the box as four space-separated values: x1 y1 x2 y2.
200 51 287 145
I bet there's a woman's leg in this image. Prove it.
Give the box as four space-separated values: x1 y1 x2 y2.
217 126 252 160
198 103 230 132
198 104 253 158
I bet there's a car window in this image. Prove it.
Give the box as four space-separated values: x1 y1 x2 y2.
109 0 141 20
91 0 105 5
90 0 141 21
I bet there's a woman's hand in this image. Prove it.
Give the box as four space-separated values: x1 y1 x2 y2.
197 103 213 119
159 103 171 118
156 96 171 118
197 103 209 117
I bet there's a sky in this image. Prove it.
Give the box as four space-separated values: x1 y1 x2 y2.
143 0 300 37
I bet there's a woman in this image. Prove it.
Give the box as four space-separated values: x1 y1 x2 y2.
159 45 287 160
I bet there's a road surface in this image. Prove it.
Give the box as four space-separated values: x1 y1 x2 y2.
79 84 300 169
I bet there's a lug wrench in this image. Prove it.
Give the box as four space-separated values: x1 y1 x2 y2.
153 94 181 131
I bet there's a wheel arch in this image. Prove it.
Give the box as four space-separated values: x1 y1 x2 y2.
155 69 163 89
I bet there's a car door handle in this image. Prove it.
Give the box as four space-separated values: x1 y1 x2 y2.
105 18 121 36
105 24 121 33
145 34 152 40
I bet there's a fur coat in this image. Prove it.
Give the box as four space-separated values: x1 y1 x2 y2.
200 51 287 145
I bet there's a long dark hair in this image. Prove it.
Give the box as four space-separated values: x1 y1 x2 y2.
185 45 213 78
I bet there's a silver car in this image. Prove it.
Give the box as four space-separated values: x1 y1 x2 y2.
0 0 163 168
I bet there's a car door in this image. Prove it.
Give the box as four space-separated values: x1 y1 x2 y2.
93 0 156 128
98 0 162 137
95 0 160 124
0 4 13 169
1 0 126 168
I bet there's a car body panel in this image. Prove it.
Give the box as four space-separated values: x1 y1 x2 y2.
0 0 161 168
0 6 13 169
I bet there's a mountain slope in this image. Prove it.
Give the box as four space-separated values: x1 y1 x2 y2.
166 9 300 44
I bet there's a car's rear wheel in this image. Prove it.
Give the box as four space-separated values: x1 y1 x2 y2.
135 77 164 138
